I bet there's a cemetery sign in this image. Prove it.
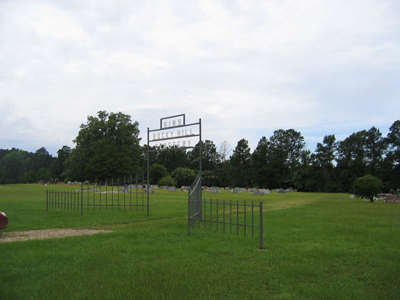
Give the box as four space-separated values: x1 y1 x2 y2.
147 114 201 151
146 114 202 207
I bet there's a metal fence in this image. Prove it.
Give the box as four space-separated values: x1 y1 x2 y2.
46 174 149 215
188 196 264 249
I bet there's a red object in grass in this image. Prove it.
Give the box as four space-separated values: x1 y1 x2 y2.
0 211 8 230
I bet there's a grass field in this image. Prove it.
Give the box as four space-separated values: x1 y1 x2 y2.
1 184 399 299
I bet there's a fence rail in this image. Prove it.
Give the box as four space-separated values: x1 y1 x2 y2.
46 174 149 215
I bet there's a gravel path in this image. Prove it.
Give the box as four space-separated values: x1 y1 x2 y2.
0 229 113 243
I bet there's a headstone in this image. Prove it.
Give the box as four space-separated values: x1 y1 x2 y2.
385 194 400 203
210 187 218 193
233 187 243 193
168 187 176 192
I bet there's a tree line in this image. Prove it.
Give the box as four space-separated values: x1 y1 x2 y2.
1 110 399 193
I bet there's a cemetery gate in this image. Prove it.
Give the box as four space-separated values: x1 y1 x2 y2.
188 190 264 249
147 113 202 208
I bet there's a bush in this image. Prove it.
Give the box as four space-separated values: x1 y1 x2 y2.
150 163 168 184
353 175 383 202
158 176 175 186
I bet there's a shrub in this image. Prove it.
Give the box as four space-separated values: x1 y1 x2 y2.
353 175 383 203
158 176 175 186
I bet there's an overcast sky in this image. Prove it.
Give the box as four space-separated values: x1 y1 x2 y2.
1 0 399 157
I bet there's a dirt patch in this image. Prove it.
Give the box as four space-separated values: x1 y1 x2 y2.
0 229 113 243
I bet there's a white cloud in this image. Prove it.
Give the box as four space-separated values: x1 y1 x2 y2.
0 0 399 155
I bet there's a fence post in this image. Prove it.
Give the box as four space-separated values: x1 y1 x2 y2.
81 183 83 216
46 190 48 211
188 188 191 236
259 201 263 249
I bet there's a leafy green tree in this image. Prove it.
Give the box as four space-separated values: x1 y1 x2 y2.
171 167 196 187
0 148 15 161
36 167 51 182
353 175 383 202
65 111 141 181
0 150 28 184
32 147 54 173
150 163 168 184
23 170 36 183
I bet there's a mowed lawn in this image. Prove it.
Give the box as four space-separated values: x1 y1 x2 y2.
1 184 399 299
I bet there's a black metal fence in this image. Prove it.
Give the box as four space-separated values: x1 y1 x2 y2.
46 174 149 215
188 196 264 249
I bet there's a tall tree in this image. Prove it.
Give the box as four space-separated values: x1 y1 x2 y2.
65 111 141 181
230 139 251 187
218 140 232 163
292 150 316 191
189 140 219 171
252 136 276 188
0 150 28 184
365 127 386 177
52 146 71 181
336 130 367 192
313 134 338 192
32 147 53 173
384 120 400 189
268 129 305 187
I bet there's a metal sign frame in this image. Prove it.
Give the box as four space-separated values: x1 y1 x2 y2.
146 114 202 213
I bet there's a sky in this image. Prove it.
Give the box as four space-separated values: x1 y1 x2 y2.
1 0 399 157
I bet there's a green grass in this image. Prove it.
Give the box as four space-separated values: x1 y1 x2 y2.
1 184 399 299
